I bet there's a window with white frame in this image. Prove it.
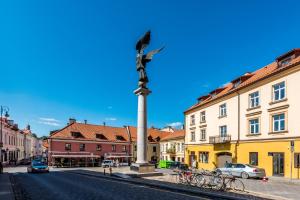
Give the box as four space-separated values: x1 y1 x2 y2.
219 125 227 137
181 143 184 152
191 131 195 142
219 104 227 117
200 111 206 123
272 113 285 132
249 118 259 134
249 91 260 108
273 82 286 101
190 115 195 125
200 129 206 140
199 152 209 163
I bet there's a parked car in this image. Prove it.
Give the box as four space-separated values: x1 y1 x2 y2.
101 160 115 168
170 162 189 171
217 163 265 179
19 158 31 165
27 161 49 173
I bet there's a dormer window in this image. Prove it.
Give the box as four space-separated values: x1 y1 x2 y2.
279 57 292 68
155 136 160 142
116 135 125 141
148 135 154 142
71 132 83 138
96 133 107 140
276 49 300 68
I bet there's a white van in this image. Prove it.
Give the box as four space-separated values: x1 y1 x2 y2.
101 160 114 168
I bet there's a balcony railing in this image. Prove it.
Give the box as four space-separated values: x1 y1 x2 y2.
209 135 231 144
166 147 176 154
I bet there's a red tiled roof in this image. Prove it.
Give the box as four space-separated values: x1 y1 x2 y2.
43 140 49 148
50 123 130 143
160 129 185 141
185 49 300 113
127 126 170 142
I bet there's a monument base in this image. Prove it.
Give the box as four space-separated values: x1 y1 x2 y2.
130 163 155 173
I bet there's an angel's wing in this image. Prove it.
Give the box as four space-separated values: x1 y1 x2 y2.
145 47 164 60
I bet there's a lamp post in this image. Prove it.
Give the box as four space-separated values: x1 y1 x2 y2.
0 106 9 168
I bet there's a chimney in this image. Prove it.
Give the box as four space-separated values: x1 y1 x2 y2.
84 120 87 124
26 124 31 130
69 118 76 125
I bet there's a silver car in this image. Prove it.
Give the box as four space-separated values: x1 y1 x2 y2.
217 163 266 179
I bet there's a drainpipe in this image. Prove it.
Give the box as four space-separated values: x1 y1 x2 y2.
235 91 241 162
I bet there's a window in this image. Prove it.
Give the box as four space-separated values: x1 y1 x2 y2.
273 82 286 101
65 143 71 151
219 104 227 117
134 145 137 151
249 152 258 166
79 144 85 151
200 129 206 140
219 125 227 137
112 144 116 152
153 146 156 153
96 144 102 151
122 145 126 152
116 135 125 141
199 152 209 163
200 111 206 123
191 131 195 142
295 153 300 168
190 115 195 125
273 113 285 132
72 132 83 138
96 133 107 140
249 118 259 134
249 91 260 108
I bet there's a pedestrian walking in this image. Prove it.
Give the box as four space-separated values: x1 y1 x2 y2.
0 162 3 174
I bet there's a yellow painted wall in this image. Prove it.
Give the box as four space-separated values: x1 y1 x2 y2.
185 139 300 179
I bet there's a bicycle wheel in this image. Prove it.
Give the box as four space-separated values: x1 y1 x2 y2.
212 176 224 190
194 174 206 188
230 179 245 192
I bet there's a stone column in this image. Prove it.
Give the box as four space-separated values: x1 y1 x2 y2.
134 87 151 164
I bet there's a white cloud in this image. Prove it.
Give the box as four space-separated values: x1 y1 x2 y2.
107 106 113 109
38 117 61 126
221 82 230 87
38 121 60 127
105 117 117 121
167 122 182 127
39 117 60 122
201 83 210 88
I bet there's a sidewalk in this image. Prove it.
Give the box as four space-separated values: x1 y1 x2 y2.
0 173 15 200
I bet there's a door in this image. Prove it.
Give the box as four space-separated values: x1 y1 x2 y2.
273 153 284 176
189 151 196 167
217 153 232 168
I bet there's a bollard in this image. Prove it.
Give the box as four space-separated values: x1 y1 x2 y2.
104 168 106 175
109 167 112 176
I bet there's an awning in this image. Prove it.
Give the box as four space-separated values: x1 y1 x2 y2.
105 155 132 158
51 155 100 158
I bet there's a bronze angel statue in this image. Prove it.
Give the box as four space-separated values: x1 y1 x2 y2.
136 31 164 88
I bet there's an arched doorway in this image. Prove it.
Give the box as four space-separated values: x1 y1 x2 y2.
216 152 232 168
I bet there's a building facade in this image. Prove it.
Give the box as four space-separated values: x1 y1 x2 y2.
160 130 185 162
185 49 300 179
48 119 132 167
127 126 170 163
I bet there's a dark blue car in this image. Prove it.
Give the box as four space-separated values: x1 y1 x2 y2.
27 160 49 173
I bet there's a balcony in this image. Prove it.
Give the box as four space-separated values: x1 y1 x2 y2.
209 135 231 144
166 147 176 154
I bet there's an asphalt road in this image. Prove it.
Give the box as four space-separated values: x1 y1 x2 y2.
12 171 213 200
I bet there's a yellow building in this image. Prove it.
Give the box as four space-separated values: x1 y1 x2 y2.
184 49 300 179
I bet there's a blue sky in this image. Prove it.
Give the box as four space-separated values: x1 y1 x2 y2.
1 1 300 137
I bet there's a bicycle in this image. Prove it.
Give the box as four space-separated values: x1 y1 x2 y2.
222 173 245 192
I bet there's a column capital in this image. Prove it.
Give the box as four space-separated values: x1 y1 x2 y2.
134 87 152 96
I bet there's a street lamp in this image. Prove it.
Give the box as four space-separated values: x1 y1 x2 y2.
0 106 10 168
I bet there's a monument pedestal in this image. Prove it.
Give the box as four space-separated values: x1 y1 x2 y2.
130 163 155 173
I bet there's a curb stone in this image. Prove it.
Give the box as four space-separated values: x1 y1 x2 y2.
65 170 271 200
